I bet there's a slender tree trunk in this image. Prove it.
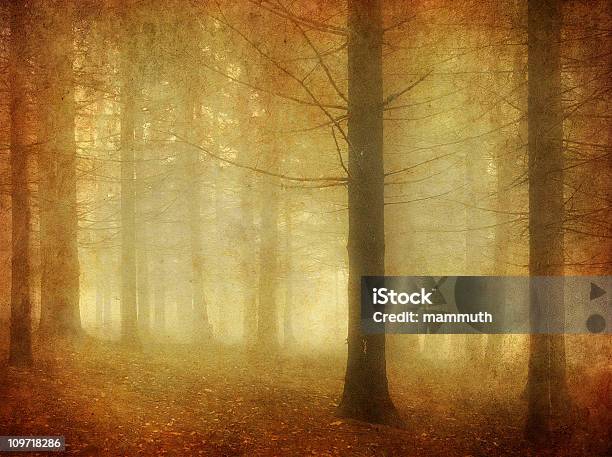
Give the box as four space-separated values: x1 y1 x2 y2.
525 0 568 441
240 190 257 347
236 85 258 347
119 8 139 347
94 98 108 329
339 0 400 425
135 113 150 334
283 197 296 348
214 161 229 338
239 176 257 346
95 253 104 327
37 0 81 338
154 259 166 332
464 150 486 363
485 140 510 366
137 239 150 332
8 0 33 366
257 145 280 350
486 105 515 367
179 82 212 341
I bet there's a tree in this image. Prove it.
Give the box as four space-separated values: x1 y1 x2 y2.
118 2 140 347
36 0 81 338
176 41 213 341
136 105 151 334
283 193 296 348
257 122 280 351
525 0 568 441
339 0 400 425
234 80 257 347
8 0 33 366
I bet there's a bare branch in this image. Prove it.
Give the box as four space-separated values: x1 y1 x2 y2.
276 0 347 103
197 58 347 111
210 6 353 167
383 16 416 33
247 0 347 36
155 129 347 184
383 70 432 107
331 125 350 177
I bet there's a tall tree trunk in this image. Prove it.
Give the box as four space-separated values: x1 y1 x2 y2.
94 99 109 329
464 150 486 363
135 113 150 334
283 196 296 348
214 161 229 338
95 253 104 327
239 180 257 346
339 0 400 425
257 145 280 350
236 85 257 348
486 96 518 367
8 0 33 366
179 82 212 341
119 8 139 347
485 134 511 367
525 0 568 441
137 237 150 332
486 0 526 367
102 262 113 327
154 258 166 332
37 0 81 338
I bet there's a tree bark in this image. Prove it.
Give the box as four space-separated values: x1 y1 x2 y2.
525 0 568 442
8 0 33 366
338 0 400 426
37 0 81 338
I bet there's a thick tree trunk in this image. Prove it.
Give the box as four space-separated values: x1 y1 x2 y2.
339 0 400 426
8 0 33 367
119 9 139 347
525 0 568 442
37 0 81 338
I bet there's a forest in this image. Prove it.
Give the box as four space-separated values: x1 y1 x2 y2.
0 0 610 455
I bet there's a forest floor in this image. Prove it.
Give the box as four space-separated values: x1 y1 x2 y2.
0 336 609 456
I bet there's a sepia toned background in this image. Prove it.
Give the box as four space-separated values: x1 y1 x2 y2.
0 0 610 455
